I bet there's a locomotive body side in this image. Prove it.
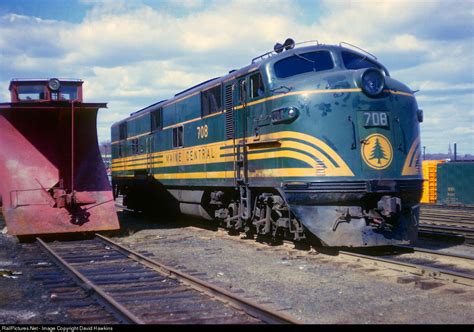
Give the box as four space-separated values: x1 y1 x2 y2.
111 43 423 247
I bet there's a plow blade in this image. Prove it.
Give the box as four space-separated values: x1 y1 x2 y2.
0 103 120 236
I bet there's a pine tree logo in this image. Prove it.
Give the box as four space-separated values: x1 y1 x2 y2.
361 134 393 169
369 138 388 164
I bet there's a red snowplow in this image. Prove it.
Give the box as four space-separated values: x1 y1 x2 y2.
0 78 119 236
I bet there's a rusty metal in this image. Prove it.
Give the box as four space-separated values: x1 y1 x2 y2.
0 79 120 235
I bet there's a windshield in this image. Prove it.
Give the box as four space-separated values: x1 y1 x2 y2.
342 51 387 74
59 85 78 101
274 51 334 79
17 85 46 101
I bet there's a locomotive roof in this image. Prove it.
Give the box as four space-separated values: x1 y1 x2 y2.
116 42 387 124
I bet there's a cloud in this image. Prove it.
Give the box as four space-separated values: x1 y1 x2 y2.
0 0 472 153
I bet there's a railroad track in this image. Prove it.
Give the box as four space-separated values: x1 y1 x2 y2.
398 246 474 261
35 234 299 324
419 205 474 242
339 248 474 287
114 202 474 289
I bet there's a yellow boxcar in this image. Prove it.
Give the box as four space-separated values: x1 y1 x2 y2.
421 160 446 204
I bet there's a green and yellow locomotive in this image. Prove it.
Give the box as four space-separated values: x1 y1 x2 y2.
111 39 423 247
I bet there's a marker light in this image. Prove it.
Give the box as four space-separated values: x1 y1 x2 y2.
271 107 299 124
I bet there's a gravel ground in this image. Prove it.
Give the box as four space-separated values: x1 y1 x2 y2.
1 209 473 325
0 215 71 324
112 210 474 324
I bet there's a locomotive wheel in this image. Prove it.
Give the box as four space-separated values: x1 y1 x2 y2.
226 203 240 235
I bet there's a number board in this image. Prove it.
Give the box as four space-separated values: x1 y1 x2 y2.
361 111 389 128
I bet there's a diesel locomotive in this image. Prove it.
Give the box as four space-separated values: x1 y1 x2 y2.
111 39 423 247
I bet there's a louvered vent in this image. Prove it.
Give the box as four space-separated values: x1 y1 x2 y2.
224 84 234 139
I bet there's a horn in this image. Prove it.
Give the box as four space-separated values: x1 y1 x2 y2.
274 42 284 53
283 38 295 50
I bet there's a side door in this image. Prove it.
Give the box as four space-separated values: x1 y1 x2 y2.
148 107 162 176
146 135 153 176
235 77 249 185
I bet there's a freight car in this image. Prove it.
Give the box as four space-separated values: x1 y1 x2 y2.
421 160 474 206
0 78 120 235
111 39 424 247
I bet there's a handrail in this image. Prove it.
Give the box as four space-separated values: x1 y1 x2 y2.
339 41 377 60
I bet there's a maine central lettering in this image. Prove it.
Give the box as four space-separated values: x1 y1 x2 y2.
164 146 218 164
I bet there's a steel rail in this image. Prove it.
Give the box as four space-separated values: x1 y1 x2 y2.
396 246 474 261
419 224 474 233
418 224 474 242
338 250 474 287
36 237 145 324
95 233 299 324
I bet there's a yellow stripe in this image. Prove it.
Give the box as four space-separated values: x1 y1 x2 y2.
111 149 324 173
154 171 227 180
402 137 421 176
112 146 319 171
127 132 152 140
248 150 324 172
112 131 354 177
162 116 203 130
112 130 352 170
111 137 324 171
152 168 321 180
384 89 414 97
112 152 163 163
257 131 354 176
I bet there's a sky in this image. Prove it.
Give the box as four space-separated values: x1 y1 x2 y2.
0 0 473 155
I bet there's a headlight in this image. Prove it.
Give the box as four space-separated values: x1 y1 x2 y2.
48 78 61 91
360 68 384 96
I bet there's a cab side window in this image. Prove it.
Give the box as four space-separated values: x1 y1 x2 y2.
238 78 247 103
250 72 264 99
172 126 184 148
